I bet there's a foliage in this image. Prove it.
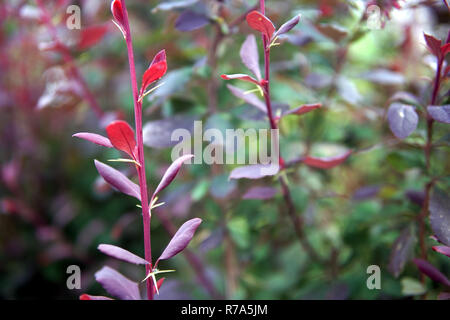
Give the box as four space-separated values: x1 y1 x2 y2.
0 0 449 300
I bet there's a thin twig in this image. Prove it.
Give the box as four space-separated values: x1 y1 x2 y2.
258 0 324 264
418 34 446 273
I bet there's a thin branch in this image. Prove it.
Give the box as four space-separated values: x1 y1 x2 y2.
258 0 324 264
418 39 445 272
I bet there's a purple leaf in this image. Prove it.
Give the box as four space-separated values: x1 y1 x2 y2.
94 160 141 200
315 24 348 42
273 14 301 39
95 266 141 300
152 154 193 199
413 258 450 286
157 218 202 262
304 73 333 89
325 283 349 300
73 132 113 148
360 69 404 85
287 32 313 46
175 10 209 32
432 246 450 258
427 105 450 124
405 190 425 207
336 76 361 105
226 84 266 113
438 292 450 300
243 186 277 200
352 185 381 201
229 164 279 180
388 226 416 278
98 244 149 265
429 188 450 246
152 0 198 12
240 35 261 81
387 103 418 139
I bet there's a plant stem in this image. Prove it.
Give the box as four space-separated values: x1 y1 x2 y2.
418 182 432 264
418 47 444 273
279 176 323 263
258 0 323 264
259 1 277 130
119 0 153 300
425 54 442 171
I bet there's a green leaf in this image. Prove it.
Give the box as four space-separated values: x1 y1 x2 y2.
401 277 426 296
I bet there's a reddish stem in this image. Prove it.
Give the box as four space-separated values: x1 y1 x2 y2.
258 0 323 264
425 56 442 171
419 45 444 270
259 1 276 130
119 0 154 300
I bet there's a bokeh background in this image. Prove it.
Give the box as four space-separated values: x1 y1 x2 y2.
0 0 449 299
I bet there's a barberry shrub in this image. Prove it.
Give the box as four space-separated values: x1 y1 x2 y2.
74 0 201 300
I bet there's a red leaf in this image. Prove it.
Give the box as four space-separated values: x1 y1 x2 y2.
246 11 275 40
141 50 167 94
303 150 352 169
424 33 442 58
220 73 261 86
277 103 322 122
287 103 322 115
79 25 109 50
432 245 450 258
111 0 125 27
444 65 450 78
79 294 113 300
106 120 136 159
441 43 450 57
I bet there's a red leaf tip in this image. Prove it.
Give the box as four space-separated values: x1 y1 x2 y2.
111 0 125 26
141 50 168 94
